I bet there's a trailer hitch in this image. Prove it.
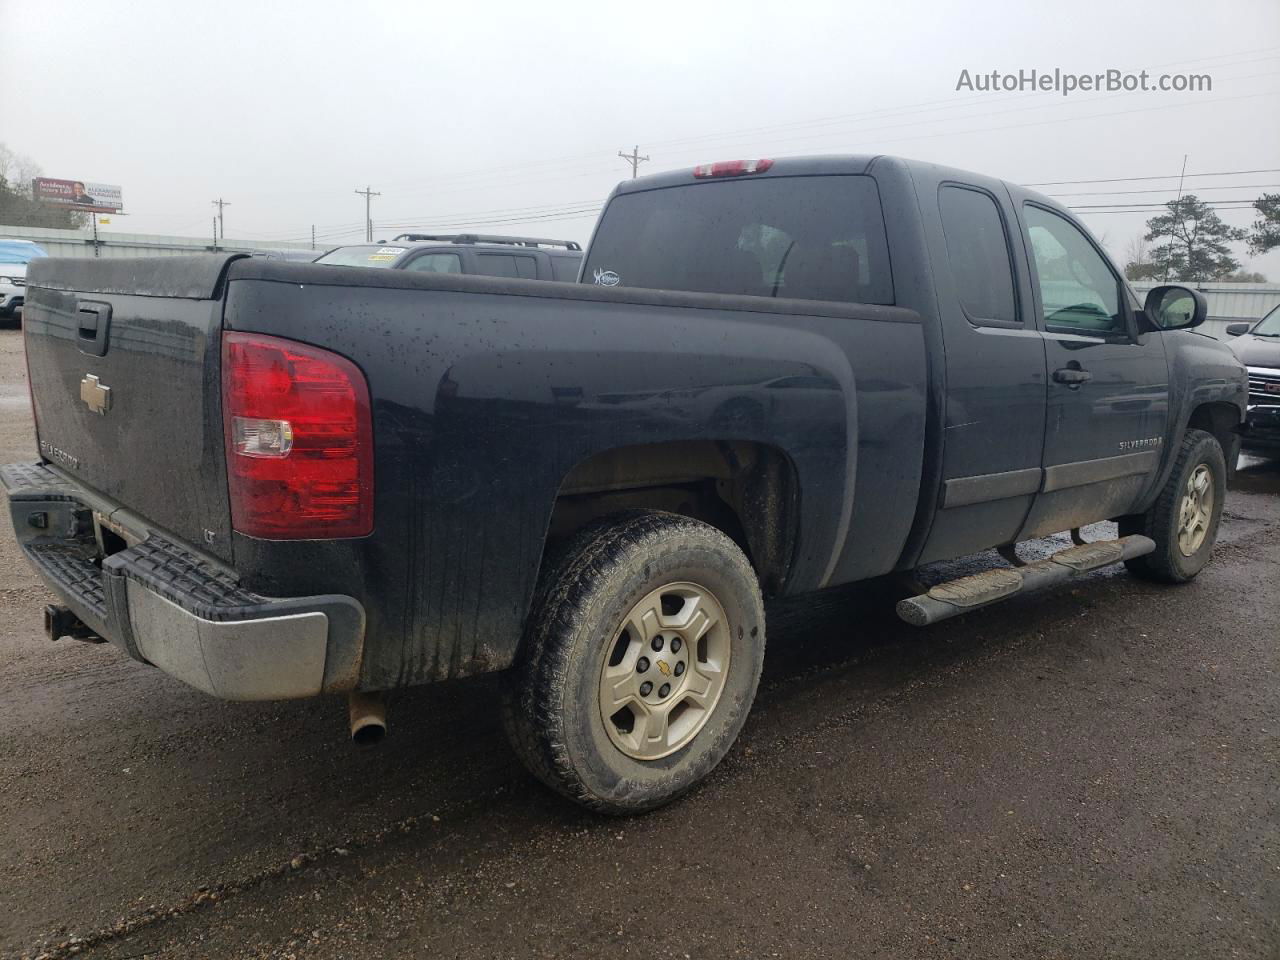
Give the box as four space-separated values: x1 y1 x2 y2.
44 604 105 643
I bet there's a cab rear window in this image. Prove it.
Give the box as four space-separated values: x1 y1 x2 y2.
582 175 893 305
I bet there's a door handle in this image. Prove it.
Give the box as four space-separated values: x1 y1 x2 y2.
1052 366 1092 386
77 305 101 338
75 301 112 357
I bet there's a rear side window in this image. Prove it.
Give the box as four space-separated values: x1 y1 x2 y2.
551 256 581 281
475 253 538 279
938 185 1018 325
403 253 461 274
582 175 893 305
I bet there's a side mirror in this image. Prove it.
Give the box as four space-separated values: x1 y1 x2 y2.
1225 322 1252 337
1144 284 1207 330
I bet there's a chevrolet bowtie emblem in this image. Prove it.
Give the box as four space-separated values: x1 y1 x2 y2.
656 660 671 676
80 374 111 415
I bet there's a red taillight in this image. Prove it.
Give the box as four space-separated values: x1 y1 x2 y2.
692 158 774 179
222 332 374 539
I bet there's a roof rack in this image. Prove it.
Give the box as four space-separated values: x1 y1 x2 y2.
390 233 582 251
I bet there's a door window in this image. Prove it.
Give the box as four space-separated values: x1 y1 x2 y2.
475 253 538 279
938 186 1018 325
1024 205 1124 336
403 253 462 274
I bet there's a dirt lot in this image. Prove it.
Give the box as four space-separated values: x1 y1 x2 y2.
0 324 1276 960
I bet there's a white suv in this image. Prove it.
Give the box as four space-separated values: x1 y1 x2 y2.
0 239 49 321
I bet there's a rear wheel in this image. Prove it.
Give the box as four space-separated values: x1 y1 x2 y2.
1121 428 1226 583
502 511 765 814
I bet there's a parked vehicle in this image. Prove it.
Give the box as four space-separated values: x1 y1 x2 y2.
0 239 48 321
5 155 1248 814
314 233 583 281
1227 304 1280 455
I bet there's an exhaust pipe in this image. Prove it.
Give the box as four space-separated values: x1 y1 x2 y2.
347 691 386 746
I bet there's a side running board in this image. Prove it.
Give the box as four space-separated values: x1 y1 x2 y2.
896 535 1156 627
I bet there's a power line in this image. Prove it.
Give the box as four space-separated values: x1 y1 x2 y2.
263 171 1277 245
133 44 1280 245
1069 204 1257 216
367 47 1280 199
1073 206 1256 216
239 151 1280 246
257 49 1279 211
1028 168 1280 187
1070 199 1257 208
1048 182 1280 198
219 48 1280 240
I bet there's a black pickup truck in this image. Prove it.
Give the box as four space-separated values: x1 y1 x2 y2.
5 155 1248 813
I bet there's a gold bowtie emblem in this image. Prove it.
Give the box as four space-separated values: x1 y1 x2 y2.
80 374 111 415
657 660 671 676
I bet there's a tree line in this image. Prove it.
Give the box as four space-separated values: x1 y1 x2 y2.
0 144 88 231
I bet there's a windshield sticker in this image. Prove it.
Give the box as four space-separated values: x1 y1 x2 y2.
593 268 621 286
367 248 405 262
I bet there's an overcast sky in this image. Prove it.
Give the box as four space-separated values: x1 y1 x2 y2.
2 0 1278 274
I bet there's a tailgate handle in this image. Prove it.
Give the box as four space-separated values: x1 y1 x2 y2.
76 301 112 357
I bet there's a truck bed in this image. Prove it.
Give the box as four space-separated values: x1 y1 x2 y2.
18 254 928 690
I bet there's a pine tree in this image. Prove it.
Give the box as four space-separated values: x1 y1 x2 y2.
1246 193 1280 256
1143 195 1245 281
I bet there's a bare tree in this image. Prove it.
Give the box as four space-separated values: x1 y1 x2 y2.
1123 233 1158 281
0 142 88 229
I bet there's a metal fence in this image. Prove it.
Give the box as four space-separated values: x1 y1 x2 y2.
0 223 315 260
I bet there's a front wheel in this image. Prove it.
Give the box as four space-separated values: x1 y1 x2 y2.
1120 428 1226 583
501 511 765 814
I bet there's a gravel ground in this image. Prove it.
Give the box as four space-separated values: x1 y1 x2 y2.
0 324 1276 959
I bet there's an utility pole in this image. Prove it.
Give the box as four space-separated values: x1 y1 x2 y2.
355 185 381 241
618 145 649 179
211 198 231 240
311 224 316 251
1162 154 1188 282
212 217 219 252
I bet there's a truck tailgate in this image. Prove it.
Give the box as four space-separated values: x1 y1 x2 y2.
22 255 240 563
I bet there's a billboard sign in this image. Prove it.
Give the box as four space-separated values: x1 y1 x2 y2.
31 178 123 214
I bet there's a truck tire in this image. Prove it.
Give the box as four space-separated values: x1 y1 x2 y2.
501 511 765 814
1120 428 1226 583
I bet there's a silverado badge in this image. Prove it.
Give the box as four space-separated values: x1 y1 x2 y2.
80 374 112 415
